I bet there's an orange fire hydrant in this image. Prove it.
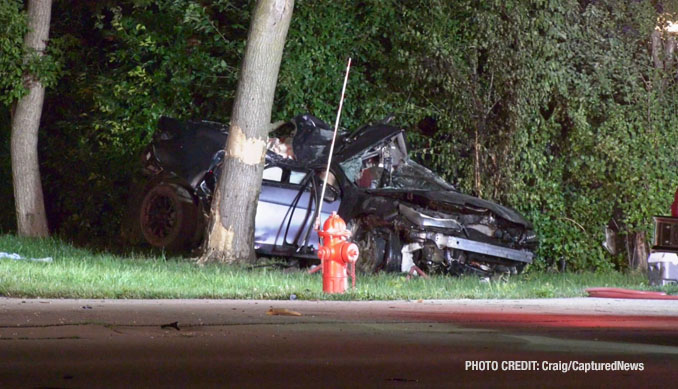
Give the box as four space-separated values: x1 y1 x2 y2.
317 212 359 294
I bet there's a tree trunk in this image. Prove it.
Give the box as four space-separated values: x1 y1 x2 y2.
10 0 52 237
665 35 676 70
200 0 294 264
651 29 663 69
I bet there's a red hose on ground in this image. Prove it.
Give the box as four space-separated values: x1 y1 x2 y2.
586 287 678 300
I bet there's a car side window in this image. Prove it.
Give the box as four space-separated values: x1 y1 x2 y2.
263 166 283 182
263 165 309 186
289 170 306 185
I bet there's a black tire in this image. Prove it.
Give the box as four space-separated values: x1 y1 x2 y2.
139 182 200 251
349 220 386 274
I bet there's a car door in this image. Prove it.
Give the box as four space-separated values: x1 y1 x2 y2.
254 165 340 255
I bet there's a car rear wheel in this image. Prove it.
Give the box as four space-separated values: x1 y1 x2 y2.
139 182 200 251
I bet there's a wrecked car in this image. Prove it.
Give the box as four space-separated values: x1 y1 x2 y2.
124 114 537 277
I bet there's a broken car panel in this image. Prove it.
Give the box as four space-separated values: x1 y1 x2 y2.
128 114 537 277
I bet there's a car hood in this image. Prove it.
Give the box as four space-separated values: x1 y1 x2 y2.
290 114 403 164
365 189 533 229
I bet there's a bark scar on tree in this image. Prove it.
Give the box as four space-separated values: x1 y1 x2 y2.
211 224 234 251
205 205 235 254
226 124 266 165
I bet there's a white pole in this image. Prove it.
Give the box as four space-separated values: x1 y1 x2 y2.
316 57 351 230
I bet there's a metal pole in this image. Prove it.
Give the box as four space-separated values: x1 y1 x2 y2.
316 57 351 229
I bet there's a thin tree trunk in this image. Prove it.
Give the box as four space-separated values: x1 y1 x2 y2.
665 35 675 69
651 29 663 69
11 0 52 237
200 0 294 264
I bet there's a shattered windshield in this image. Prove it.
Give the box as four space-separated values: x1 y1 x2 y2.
390 161 455 191
340 140 456 192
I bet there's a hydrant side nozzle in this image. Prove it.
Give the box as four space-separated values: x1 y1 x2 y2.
343 242 359 263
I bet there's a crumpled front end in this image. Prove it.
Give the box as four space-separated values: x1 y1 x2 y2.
337 122 537 277
396 202 536 276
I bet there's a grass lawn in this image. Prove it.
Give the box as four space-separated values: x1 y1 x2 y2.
1 235 676 300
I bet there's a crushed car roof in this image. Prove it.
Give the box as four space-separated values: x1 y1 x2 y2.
335 123 403 162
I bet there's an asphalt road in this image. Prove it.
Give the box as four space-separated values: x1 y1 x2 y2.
1 297 677 388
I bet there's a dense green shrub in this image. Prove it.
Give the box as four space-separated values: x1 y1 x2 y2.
38 1 249 242
2 0 678 270
0 0 28 106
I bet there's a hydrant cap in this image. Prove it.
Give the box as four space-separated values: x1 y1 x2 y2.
323 211 347 234
343 242 359 263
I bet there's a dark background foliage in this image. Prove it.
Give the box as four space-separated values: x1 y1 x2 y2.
2 0 678 270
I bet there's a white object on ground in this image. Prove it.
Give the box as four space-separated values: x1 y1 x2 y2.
0 252 53 263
